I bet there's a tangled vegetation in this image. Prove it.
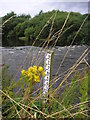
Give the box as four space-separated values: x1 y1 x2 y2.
1 66 89 119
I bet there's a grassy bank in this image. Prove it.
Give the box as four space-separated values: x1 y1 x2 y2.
1 66 89 119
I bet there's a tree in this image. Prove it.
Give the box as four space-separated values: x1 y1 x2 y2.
24 27 35 45
2 11 16 23
39 10 43 15
2 10 89 46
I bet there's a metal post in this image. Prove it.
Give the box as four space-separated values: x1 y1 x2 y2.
43 50 54 102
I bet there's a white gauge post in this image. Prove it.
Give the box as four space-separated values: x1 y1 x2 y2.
43 50 54 102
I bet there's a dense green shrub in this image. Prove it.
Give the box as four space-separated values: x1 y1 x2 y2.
2 10 89 47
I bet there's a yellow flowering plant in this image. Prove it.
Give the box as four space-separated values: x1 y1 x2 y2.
21 66 45 83
14 65 45 105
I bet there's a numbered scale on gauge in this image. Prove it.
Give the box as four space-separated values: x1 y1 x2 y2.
43 51 54 102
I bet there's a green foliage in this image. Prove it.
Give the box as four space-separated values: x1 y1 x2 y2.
2 12 31 46
1 66 89 119
60 68 89 119
79 70 88 102
61 72 80 107
2 10 89 47
2 66 12 91
2 11 16 22
2 66 15 118
19 36 28 41
24 27 35 45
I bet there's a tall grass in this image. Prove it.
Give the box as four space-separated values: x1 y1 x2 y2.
0 11 90 119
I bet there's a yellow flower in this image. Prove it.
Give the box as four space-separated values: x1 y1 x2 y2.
28 66 33 72
32 66 37 74
27 72 32 77
29 75 33 81
25 71 28 75
34 75 40 82
21 69 25 75
38 66 43 73
21 66 45 82
33 66 37 70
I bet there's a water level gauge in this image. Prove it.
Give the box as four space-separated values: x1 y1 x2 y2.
43 50 54 102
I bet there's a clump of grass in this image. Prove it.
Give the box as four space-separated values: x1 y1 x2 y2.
1 66 89 119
